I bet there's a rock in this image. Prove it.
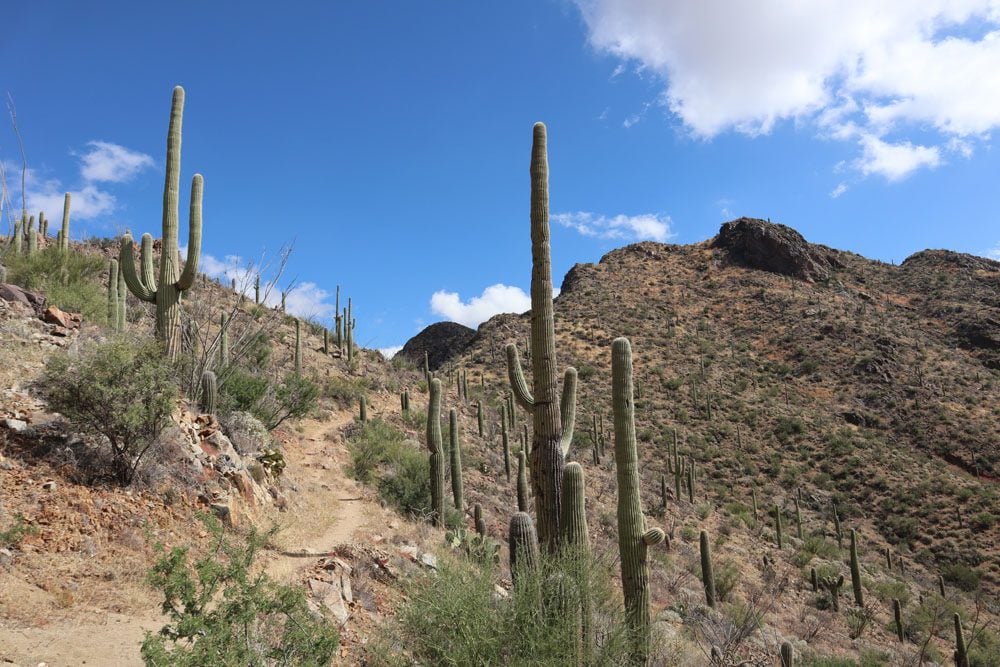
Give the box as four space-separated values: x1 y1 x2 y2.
42 305 82 329
210 501 236 527
308 577 350 625
419 552 438 570
0 547 13 567
42 480 57 491
2 418 27 432
0 283 45 312
398 321 476 371
710 217 842 282
220 411 274 455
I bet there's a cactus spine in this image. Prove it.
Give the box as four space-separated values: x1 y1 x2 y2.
119 87 202 360
200 370 217 415
849 529 864 607
426 378 445 527
505 122 577 551
449 408 463 510
59 193 70 251
516 450 529 512
954 613 969 667
893 598 903 642
612 337 665 664
508 511 539 586
700 530 716 608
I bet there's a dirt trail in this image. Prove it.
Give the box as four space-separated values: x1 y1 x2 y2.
1 407 385 667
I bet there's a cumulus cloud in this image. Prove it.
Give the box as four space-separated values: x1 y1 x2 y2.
194 250 337 322
5 141 153 227
79 141 154 183
379 345 403 359
430 284 532 328
575 0 1000 180
553 211 673 242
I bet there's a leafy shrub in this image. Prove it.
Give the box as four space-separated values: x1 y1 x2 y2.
941 562 982 592
714 560 741 602
0 515 38 548
323 375 371 405
2 245 108 322
43 335 176 485
576 365 597 380
347 420 430 518
366 552 632 666
255 374 320 430
141 516 338 665
219 367 270 414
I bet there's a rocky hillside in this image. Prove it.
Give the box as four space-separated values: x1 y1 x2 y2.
400 217 1000 663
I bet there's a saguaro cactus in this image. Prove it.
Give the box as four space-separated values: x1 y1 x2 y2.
893 598 904 642
795 497 803 539
850 529 864 607
561 461 592 657
426 378 445 527
119 86 203 359
219 313 229 367
474 504 486 536
476 401 484 437
821 574 845 612
359 396 367 423
26 217 36 255
200 370 217 415
59 193 70 251
517 450 529 512
700 530 716 608
954 613 969 667
449 408 463 510
612 337 665 664
294 319 302 375
508 511 539 586
501 404 511 482
775 505 784 549
505 122 577 552
780 642 795 667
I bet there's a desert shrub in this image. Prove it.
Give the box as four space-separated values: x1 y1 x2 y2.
43 335 176 485
576 364 597 380
254 374 320 430
941 562 982 592
2 245 108 322
794 535 840 568
969 626 1000 667
366 551 632 666
714 560 741 602
323 374 370 405
0 515 38 548
347 419 430 518
218 367 270 415
141 515 338 666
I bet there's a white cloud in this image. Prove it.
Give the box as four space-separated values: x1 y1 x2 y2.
574 0 1000 180
854 135 942 181
79 141 154 183
553 211 673 242
379 345 403 359
985 243 1000 260
830 182 849 198
283 282 336 321
430 284 532 328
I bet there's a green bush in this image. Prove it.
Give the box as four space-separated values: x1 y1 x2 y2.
218 367 270 415
0 514 38 548
255 374 320 430
323 375 370 405
141 515 338 666
941 562 982 592
2 245 108 323
43 335 176 485
347 419 430 518
366 552 632 666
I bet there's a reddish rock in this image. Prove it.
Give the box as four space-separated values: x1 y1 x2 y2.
42 305 82 329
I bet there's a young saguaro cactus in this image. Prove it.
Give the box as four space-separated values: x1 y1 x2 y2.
59 193 70 251
449 408 463 510
200 370 217 415
119 86 203 360
612 337 665 664
426 378 445 527
700 530 716 608
108 259 121 331
561 461 592 657
780 642 795 667
517 450 529 512
954 613 969 667
294 319 302 375
474 504 486 536
508 511 539 587
505 122 577 552
219 313 229 367
849 529 864 607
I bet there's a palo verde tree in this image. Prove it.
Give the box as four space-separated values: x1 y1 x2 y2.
505 122 577 552
119 86 203 359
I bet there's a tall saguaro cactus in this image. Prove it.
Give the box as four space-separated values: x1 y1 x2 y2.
59 193 70 251
700 530 716 608
850 529 864 607
426 378 445 527
449 408 463 510
119 86 203 360
612 337 665 664
505 122 577 552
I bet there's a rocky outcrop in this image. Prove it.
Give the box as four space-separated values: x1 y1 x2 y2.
398 321 476 371
710 217 842 282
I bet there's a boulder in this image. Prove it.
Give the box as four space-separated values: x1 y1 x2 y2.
711 217 842 282
42 305 82 329
0 283 45 312
221 411 274 455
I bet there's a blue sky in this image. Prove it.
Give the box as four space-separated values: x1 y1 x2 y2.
4 1 1000 354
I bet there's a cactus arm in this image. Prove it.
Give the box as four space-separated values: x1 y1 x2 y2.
119 235 157 303
505 344 535 409
642 528 665 545
559 366 577 457
176 174 203 291
139 233 158 292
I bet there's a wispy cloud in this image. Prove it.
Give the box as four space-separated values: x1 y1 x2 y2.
379 345 403 359
575 0 1000 181
830 183 848 198
984 243 1000 261
553 211 673 242
430 283 531 328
